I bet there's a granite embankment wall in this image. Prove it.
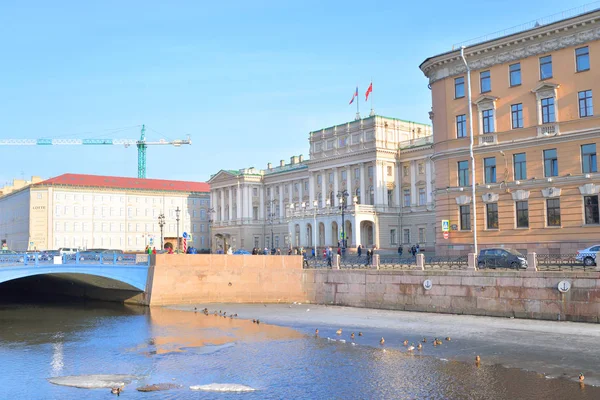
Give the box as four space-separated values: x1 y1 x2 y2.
146 254 308 306
303 269 600 323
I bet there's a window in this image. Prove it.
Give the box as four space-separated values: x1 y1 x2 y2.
387 190 393 206
403 189 411 207
267 188 271 197
482 109 494 133
354 167 360 178
419 188 426 206
330 191 335 207
369 187 374 205
458 160 469 187
540 55 552 79
541 97 555 124
317 175 322 185
544 149 558 177
460 205 471 230
511 103 523 129
584 195 599 224
576 46 590 72
55 205 61 216
509 63 521 86
253 188 258 197
579 90 593 117
403 165 409 177
294 183 299 192
418 163 425 174
403 229 410 244
513 153 527 180
486 203 498 229
390 229 397 245
456 115 467 138
581 144 597 173
455 77 465 98
368 166 374 177
201 224 206 232
480 70 491 93
329 173 334 183
418 227 426 244
355 189 360 204
516 201 529 228
484 157 496 184
546 199 561 227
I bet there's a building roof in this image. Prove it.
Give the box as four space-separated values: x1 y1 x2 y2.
35 173 210 193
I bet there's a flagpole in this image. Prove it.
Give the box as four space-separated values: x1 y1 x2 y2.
356 85 360 120
370 79 375 117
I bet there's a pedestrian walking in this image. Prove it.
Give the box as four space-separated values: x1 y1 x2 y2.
326 247 332 267
365 248 372 266
398 245 403 257
302 249 309 268
357 244 362 257
311 248 315 258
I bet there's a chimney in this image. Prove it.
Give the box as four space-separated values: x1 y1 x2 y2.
267 162 272 169
299 154 304 162
280 160 285 167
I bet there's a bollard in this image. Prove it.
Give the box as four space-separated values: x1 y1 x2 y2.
416 253 425 270
373 254 380 270
596 252 600 272
526 252 537 271
468 253 477 270
113 252 117 264
333 254 340 269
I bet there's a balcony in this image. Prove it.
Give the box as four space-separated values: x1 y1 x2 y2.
478 133 497 146
537 123 560 137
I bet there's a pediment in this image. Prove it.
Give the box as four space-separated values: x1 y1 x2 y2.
208 170 239 184
531 82 560 93
473 94 499 105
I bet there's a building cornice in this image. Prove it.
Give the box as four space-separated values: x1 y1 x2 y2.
420 10 600 84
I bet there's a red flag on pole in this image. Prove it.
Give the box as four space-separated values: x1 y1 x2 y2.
365 82 373 102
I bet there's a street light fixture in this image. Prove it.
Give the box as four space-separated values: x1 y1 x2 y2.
337 190 349 251
158 213 165 251
175 206 181 253
266 200 277 252
208 207 215 253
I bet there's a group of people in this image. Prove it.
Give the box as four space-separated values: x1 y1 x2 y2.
144 245 157 255
251 247 283 255
356 244 377 265
398 244 421 257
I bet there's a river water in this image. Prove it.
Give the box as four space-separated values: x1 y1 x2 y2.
0 300 598 400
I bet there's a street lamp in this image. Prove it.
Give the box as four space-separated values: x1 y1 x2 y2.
208 207 215 252
337 190 349 251
175 206 181 253
266 200 277 252
158 213 165 251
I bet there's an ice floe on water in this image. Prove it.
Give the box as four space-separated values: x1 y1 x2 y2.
48 374 140 389
137 383 182 392
190 383 256 392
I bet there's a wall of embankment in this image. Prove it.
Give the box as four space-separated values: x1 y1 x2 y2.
145 256 600 322
303 269 600 323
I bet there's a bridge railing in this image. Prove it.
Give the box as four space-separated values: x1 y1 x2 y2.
0 252 150 267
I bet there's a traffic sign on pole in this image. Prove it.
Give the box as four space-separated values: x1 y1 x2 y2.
443 231 449 239
442 220 450 232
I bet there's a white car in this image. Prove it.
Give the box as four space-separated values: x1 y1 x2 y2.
575 245 600 266
58 247 78 255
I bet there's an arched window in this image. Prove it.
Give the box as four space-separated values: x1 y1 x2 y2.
355 188 361 204
317 193 322 208
369 186 374 205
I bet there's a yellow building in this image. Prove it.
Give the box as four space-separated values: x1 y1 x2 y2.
420 10 600 255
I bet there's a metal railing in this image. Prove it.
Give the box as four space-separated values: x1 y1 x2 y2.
0 252 150 267
536 254 596 272
424 256 470 270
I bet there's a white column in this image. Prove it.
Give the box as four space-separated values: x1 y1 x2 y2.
320 175 326 207
360 163 366 204
219 189 225 221
347 166 352 202
395 163 401 208
309 173 315 205
242 185 248 221
236 185 242 221
411 161 417 206
426 160 433 205
374 161 381 205
228 188 233 221
333 167 339 206
259 186 265 219
289 182 294 205
279 184 284 218
299 180 303 204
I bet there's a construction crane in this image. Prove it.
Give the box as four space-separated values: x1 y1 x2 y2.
0 125 191 178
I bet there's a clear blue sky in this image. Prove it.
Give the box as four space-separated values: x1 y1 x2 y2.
0 0 593 184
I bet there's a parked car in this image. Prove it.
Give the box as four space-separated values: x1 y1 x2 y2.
58 247 79 255
576 244 600 266
478 248 527 269
0 249 24 263
99 249 124 261
233 249 251 255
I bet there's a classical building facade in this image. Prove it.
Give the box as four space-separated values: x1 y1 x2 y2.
420 10 600 255
209 115 435 253
0 173 210 251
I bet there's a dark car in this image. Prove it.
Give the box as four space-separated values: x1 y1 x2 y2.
478 248 527 269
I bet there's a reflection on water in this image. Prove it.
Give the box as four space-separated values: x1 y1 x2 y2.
0 301 598 399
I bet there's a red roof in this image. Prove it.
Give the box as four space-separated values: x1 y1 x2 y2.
36 173 210 193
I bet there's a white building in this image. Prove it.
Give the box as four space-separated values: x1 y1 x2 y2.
0 173 210 252
209 115 436 253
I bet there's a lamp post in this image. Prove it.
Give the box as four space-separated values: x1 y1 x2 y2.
175 206 181 253
158 213 165 251
337 190 349 251
266 200 277 251
288 203 295 249
208 207 215 253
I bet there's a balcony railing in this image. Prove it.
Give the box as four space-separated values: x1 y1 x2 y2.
537 123 559 137
478 133 497 146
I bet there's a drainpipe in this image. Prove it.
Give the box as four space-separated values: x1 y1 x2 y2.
460 46 478 257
